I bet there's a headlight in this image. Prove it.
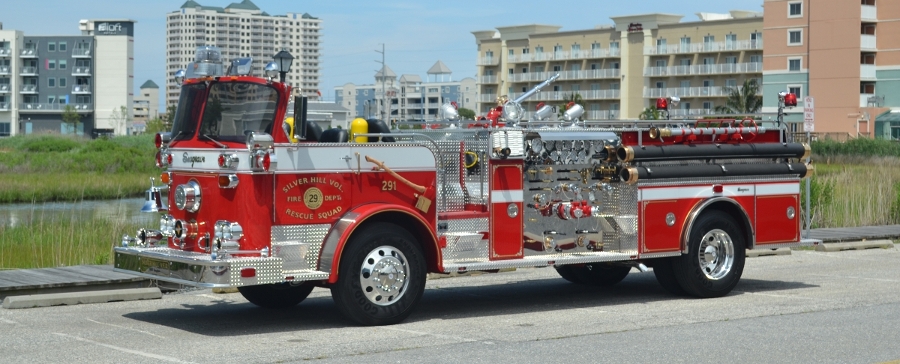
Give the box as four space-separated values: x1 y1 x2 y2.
159 214 175 237
174 180 201 213
214 221 244 250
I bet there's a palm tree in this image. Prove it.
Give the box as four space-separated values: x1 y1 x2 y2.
557 93 584 119
639 106 661 120
715 79 762 114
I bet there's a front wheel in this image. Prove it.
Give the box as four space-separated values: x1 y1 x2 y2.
331 223 426 326
672 212 746 298
238 283 315 308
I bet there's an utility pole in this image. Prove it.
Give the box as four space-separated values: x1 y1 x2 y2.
375 44 385 121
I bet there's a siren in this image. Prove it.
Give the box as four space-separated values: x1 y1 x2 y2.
784 93 798 107
656 97 668 110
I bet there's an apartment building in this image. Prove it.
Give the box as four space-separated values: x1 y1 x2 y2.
132 80 160 133
763 0 900 138
335 62 477 122
0 19 135 137
474 12 765 120
166 0 322 106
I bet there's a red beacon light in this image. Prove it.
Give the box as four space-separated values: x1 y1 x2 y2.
784 93 798 107
656 97 668 110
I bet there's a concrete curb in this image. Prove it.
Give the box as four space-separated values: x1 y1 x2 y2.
816 240 895 252
747 247 792 258
2 288 162 309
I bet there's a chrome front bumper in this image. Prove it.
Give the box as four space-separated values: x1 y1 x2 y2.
113 247 328 288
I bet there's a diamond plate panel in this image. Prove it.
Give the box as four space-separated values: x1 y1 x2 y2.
228 257 285 286
440 218 489 262
271 224 330 273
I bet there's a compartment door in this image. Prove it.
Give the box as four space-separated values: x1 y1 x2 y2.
490 161 524 260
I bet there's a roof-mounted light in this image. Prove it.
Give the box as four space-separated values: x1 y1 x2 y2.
174 69 185 86
227 57 253 76
264 62 279 80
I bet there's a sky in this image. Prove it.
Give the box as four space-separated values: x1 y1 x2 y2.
1 0 764 107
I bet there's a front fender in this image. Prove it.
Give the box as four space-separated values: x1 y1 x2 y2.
318 203 439 284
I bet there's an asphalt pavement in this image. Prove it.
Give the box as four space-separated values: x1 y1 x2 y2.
1 245 898 363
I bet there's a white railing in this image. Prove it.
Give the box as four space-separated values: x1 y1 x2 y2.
645 62 762 76
0 66 10 75
20 66 38 75
72 48 91 57
0 102 8 110
479 94 498 102
860 93 876 107
0 84 10 92
509 69 620 83
476 57 499 66
478 75 497 84
860 64 876 80
20 84 38 93
861 35 877 50
508 49 620 63
507 90 620 101
20 48 37 57
72 66 91 76
18 103 92 111
0 48 11 57
644 39 763 55
667 108 717 117
643 86 734 98
861 5 877 20
585 110 618 120
72 85 91 93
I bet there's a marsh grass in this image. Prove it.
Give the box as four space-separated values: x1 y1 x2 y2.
0 205 145 269
806 154 900 228
0 134 157 203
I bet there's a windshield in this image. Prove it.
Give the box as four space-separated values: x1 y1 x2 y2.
198 82 279 143
171 83 208 140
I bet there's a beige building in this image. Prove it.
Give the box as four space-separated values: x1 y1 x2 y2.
474 11 764 120
166 0 322 106
762 0 900 138
132 80 159 133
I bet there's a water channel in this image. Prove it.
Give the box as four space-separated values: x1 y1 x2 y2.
0 198 157 228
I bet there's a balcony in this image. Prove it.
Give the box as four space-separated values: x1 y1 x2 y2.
861 35 877 50
72 85 91 94
644 62 763 77
860 93 880 107
507 49 621 63
861 64 876 80
19 103 93 111
862 5 877 21
20 84 38 94
667 108 717 118
478 75 498 84
72 66 92 76
644 40 763 55
0 84 10 93
479 94 498 103
0 48 10 57
585 110 618 120
643 86 736 98
0 102 9 111
20 48 37 58
20 66 39 76
508 90 621 101
0 65 10 75
72 48 92 58
476 57 499 66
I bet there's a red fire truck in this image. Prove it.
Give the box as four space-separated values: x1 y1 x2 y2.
115 48 818 325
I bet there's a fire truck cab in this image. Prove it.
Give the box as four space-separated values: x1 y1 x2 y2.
115 47 819 325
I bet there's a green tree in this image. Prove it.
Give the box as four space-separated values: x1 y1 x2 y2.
457 107 475 120
639 106 661 120
557 93 584 119
145 117 167 134
61 105 82 135
164 105 177 130
715 79 762 114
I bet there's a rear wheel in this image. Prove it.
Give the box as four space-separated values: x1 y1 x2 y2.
555 264 631 287
331 223 426 326
672 212 746 298
238 283 315 309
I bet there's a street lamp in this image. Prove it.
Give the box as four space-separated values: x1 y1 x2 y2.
273 49 294 83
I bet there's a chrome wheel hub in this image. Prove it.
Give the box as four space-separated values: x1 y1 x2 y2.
359 246 409 306
697 229 735 280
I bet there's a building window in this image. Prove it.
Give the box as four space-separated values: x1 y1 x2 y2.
655 59 667 67
553 65 561 72
788 85 802 97
48 78 56 87
680 37 691 52
609 42 619 52
788 57 802 71
522 48 529 54
535 46 543 53
788 29 802 45
725 79 737 87
680 58 692 66
59 78 66 88
59 60 67 70
59 42 67 52
656 38 666 53
703 102 712 110
508 68 514 75
521 67 528 73
788 1 803 17
655 81 666 89
48 42 56 52
508 49 514 56
48 60 56 70
48 96 55 104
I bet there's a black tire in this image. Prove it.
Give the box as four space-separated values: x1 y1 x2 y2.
238 283 315 309
555 265 587 284
331 222 426 326
672 212 746 298
651 258 687 296
555 264 631 287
